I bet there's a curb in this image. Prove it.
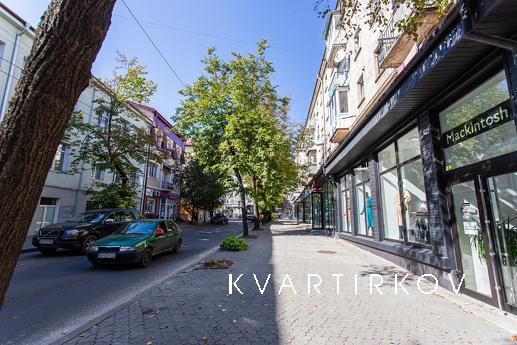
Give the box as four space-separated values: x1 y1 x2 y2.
21 247 38 254
54 237 238 345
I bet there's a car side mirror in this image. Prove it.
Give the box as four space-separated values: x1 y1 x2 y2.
104 218 115 224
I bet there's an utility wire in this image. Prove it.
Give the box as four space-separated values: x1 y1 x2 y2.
120 0 187 88
113 14 320 56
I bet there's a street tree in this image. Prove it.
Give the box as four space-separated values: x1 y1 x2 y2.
180 159 227 223
67 53 161 207
0 0 116 308
314 0 454 40
175 41 298 236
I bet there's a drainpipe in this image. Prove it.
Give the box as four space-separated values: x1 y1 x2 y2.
0 23 30 122
461 0 517 64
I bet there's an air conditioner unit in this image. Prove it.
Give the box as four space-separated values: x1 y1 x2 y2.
153 191 161 197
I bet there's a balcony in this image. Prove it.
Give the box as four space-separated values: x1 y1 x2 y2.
161 180 176 191
377 4 439 69
329 115 352 143
327 71 349 98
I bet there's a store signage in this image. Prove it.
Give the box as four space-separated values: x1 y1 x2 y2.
441 100 513 148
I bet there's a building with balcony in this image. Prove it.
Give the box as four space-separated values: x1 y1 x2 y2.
129 103 185 221
0 2 151 236
295 0 517 313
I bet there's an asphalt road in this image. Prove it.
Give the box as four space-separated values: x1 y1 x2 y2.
0 221 244 345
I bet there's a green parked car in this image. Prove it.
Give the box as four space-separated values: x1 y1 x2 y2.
86 219 182 267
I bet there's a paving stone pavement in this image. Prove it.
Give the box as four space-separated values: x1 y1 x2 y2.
62 221 517 345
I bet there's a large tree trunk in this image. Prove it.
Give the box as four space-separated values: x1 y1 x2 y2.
252 176 260 230
0 0 116 308
234 168 248 236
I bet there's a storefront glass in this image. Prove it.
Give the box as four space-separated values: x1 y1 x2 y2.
378 127 429 244
313 193 322 229
304 198 312 224
323 182 336 232
451 181 492 296
354 164 372 236
490 172 517 306
439 71 517 171
340 175 352 232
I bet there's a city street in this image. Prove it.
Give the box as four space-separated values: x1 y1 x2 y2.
0 222 243 345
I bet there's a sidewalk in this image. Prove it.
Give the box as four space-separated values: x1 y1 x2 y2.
61 221 517 345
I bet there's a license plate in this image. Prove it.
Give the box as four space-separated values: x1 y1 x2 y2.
39 239 54 245
98 253 116 259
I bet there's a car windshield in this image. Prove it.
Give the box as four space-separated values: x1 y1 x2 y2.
117 222 156 235
68 211 107 223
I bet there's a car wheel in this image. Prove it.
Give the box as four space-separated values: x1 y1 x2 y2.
39 247 57 255
81 235 97 254
139 248 152 267
172 239 182 253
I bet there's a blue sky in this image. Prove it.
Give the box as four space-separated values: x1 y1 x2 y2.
4 0 325 124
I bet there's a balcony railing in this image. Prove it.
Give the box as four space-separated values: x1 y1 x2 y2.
161 180 176 190
329 115 353 143
377 4 438 69
327 71 349 98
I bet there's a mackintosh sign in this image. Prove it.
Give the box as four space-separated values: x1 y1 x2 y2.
442 100 513 148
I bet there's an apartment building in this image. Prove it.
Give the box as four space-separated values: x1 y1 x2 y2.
0 4 151 235
129 103 185 221
295 0 517 314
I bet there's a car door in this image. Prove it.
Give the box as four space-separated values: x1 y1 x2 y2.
100 211 124 237
165 221 180 250
153 221 169 254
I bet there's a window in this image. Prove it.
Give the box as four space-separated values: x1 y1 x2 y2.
439 71 517 171
146 198 156 214
91 168 105 181
97 112 109 131
378 127 429 245
373 46 382 79
338 90 349 114
357 75 365 104
340 174 352 233
149 163 159 179
354 163 372 236
0 42 5 69
52 143 70 172
123 211 135 222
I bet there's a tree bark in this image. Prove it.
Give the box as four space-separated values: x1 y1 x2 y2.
252 176 260 230
234 168 248 236
0 0 116 308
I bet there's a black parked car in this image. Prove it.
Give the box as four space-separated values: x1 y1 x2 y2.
32 208 143 255
210 213 229 225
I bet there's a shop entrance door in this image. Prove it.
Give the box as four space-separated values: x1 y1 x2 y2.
450 171 517 311
486 171 517 313
450 178 497 305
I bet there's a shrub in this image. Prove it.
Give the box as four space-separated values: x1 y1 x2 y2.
220 236 248 252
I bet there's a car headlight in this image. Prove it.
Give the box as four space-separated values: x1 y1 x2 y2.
63 229 80 237
88 246 99 252
119 246 135 252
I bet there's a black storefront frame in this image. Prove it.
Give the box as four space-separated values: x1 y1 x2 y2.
431 57 517 313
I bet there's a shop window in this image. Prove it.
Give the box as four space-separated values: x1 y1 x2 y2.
378 127 429 245
340 174 352 233
354 163 372 236
312 193 322 229
439 71 517 171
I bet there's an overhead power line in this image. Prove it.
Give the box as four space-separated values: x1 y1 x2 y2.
120 0 187 88
113 14 320 56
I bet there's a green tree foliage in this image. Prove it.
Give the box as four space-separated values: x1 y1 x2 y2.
175 41 299 235
180 159 227 223
84 182 137 209
314 0 455 40
67 53 163 205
